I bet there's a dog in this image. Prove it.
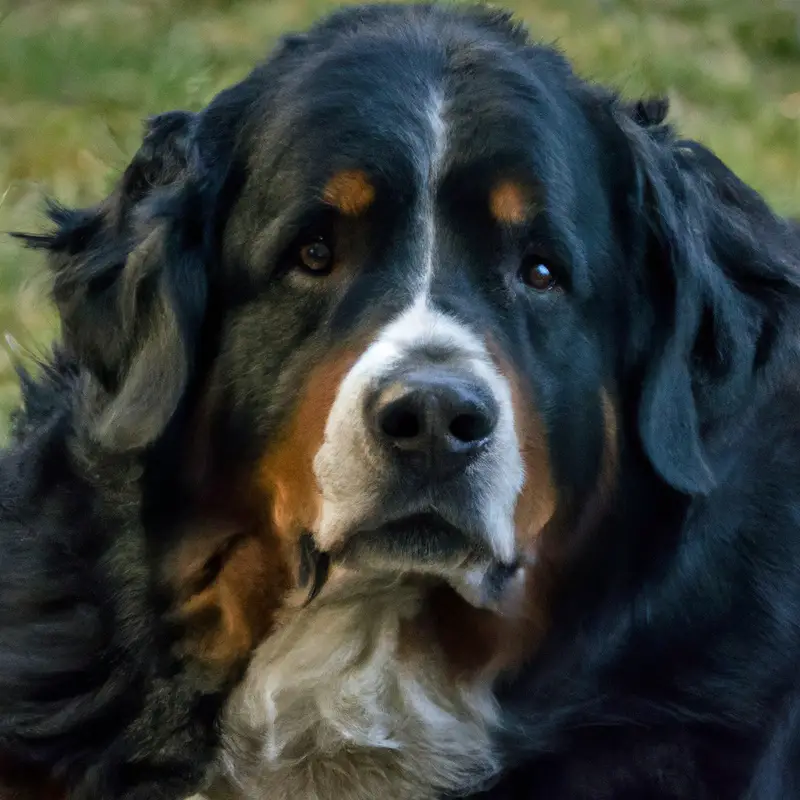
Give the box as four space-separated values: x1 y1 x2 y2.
2 3 800 799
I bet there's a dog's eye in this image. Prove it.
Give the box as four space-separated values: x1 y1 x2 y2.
520 258 557 292
298 238 333 275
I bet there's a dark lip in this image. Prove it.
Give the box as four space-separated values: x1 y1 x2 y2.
298 513 472 607
332 511 493 571
299 531 331 605
302 513 522 610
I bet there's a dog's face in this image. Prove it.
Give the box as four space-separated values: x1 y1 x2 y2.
193 8 634 617
32 2 799 700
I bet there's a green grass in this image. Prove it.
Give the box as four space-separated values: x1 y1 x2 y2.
0 0 798 433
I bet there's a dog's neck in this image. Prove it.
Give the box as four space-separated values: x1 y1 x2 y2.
204 572 506 800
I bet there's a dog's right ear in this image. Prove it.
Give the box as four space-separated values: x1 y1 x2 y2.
17 110 208 452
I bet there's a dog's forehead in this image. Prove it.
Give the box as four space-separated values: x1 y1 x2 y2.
244 29 558 195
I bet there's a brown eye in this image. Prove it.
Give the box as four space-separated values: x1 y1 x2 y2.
521 259 557 292
298 238 333 274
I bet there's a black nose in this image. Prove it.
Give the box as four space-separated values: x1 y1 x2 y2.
368 368 499 475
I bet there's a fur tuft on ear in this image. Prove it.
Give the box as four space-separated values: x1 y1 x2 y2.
621 96 670 131
621 118 800 495
16 110 206 452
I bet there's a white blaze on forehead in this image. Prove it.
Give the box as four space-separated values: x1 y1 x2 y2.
417 88 449 301
313 299 524 564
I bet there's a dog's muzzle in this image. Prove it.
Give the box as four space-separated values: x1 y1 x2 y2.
309 303 525 609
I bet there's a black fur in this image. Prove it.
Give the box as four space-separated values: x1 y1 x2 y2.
0 111 231 800
1 4 800 799
468 116 800 799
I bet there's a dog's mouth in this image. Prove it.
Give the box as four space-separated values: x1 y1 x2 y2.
336 512 486 568
299 512 522 610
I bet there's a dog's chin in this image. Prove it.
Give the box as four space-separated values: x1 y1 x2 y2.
328 513 523 612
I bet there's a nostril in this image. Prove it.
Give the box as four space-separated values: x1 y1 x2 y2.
370 371 499 458
449 411 493 444
380 405 421 440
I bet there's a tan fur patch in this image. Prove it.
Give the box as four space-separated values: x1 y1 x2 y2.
159 347 372 707
323 170 376 216
409 581 544 680
507 372 558 548
164 519 288 687
257 348 362 545
488 180 535 225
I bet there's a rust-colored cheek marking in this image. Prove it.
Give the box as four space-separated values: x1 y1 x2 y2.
407 570 550 683
507 369 558 551
257 348 362 544
158 351 373 685
488 180 537 226
322 169 376 216
165 522 287 682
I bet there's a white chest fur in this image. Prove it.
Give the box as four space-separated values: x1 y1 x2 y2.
202 575 500 800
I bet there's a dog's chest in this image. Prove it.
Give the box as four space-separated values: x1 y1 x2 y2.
203 582 500 800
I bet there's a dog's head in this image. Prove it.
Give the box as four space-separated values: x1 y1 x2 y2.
18 4 800 784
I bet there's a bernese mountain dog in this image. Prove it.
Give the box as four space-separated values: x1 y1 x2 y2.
2 4 800 799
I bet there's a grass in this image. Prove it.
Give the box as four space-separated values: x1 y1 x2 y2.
0 0 797 434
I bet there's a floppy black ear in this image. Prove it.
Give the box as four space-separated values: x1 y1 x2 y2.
622 111 800 494
17 110 207 452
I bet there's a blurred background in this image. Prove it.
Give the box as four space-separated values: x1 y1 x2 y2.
0 0 798 435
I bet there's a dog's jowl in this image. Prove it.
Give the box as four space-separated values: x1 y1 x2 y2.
2 4 800 800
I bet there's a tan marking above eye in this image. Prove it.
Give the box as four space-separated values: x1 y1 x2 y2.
322 169 376 216
488 180 536 225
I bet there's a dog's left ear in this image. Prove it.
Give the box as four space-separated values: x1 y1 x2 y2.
18 110 209 452
621 109 800 495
